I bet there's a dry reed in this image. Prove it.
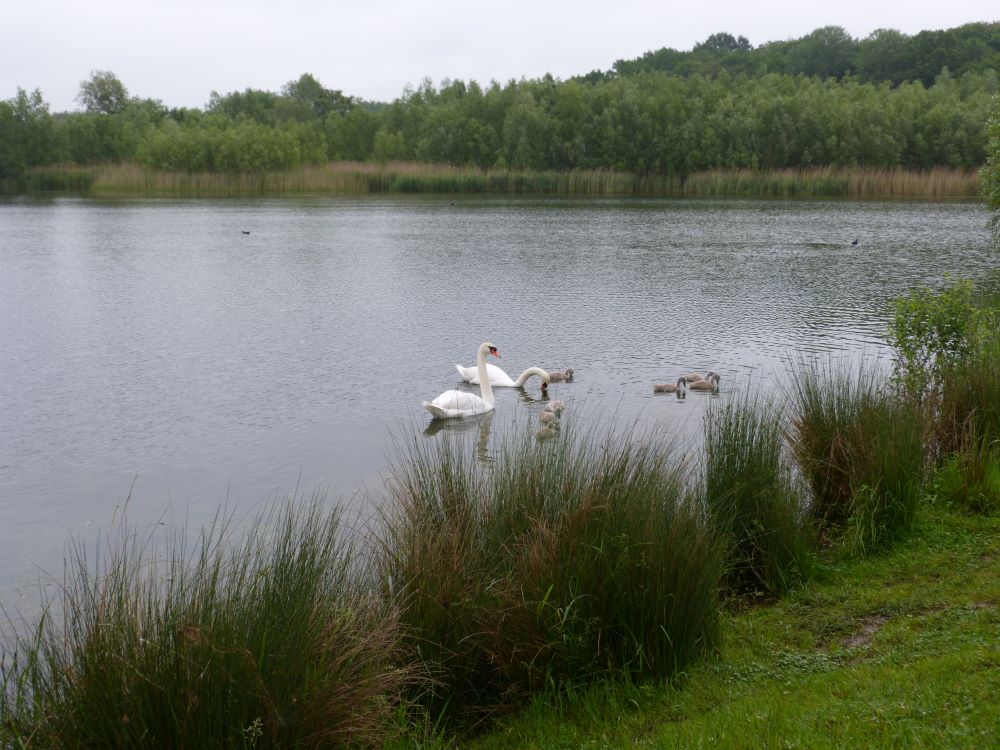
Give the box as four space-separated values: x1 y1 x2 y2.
16 162 984 198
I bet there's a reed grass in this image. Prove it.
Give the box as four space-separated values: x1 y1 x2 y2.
935 341 1000 454
376 422 722 726
788 361 927 554
930 341 1000 514
934 426 1000 514
11 163 983 198
702 390 814 596
0 499 414 749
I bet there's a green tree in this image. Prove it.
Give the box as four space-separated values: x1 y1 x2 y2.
694 32 752 54
0 88 61 175
77 70 129 114
856 29 913 84
983 96 1000 240
786 26 858 78
282 73 353 118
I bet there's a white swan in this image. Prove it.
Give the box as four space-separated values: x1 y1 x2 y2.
653 377 687 395
455 362 551 389
425 342 500 419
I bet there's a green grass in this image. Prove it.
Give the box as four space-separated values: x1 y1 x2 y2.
0 499 414 749
376 423 723 728
465 507 1000 750
702 390 814 595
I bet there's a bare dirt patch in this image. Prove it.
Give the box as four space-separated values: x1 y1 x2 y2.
843 614 890 650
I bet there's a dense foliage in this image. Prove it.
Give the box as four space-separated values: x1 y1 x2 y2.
984 95 1000 234
607 22 1000 87
1 22 998 179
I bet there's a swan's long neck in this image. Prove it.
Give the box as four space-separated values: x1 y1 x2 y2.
477 347 495 407
513 367 548 387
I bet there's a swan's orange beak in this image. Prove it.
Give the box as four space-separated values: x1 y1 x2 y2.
488 347 501 359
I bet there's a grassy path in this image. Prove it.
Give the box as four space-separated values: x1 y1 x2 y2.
469 508 1000 749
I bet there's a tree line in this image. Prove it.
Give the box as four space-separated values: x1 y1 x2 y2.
1 22 998 179
606 22 1000 87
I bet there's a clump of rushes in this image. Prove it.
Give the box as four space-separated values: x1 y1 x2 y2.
788 361 927 554
934 421 1000 514
936 341 1000 457
378 422 722 727
0 500 415 749
702 389 814 596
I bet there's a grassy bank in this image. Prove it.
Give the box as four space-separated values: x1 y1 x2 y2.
7 162 984 198
467 507 1000 749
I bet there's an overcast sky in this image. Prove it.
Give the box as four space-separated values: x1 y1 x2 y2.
4 1 998 113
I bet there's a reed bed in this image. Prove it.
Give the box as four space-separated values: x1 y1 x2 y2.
0 500 414 749
376 422 722 726
702 390 814 595
788 362 927 554
12 163 983 198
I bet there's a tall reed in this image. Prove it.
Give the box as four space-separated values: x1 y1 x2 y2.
702 390 814 595
0 500 414 749
788 362 927 554
377 422 722 726
12 162 983 198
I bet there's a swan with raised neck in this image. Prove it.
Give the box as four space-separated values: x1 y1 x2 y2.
425 342 500 418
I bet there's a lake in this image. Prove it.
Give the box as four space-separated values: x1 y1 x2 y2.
0 194 995 609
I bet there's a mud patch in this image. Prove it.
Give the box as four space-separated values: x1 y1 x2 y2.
843 614 889 649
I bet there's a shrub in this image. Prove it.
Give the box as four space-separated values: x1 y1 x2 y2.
887 277 983 403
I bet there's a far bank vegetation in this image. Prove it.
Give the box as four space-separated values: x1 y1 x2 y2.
2 21 1000 197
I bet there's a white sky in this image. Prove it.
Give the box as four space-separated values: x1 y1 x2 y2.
4 1 998 112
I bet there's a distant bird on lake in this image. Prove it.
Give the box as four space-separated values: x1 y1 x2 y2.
851 238 859 245
242 230 250 235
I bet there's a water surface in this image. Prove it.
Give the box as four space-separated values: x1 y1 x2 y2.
0 194 994 607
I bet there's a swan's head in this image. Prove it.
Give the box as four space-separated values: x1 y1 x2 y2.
564 368 575 381
481 342 501 359
678 376 688 387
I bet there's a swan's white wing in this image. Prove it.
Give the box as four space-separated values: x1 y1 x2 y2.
423 389 493 419
455 364 476 382
463 362 516 387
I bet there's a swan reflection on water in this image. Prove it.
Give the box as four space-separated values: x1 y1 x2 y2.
422 409 495 464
